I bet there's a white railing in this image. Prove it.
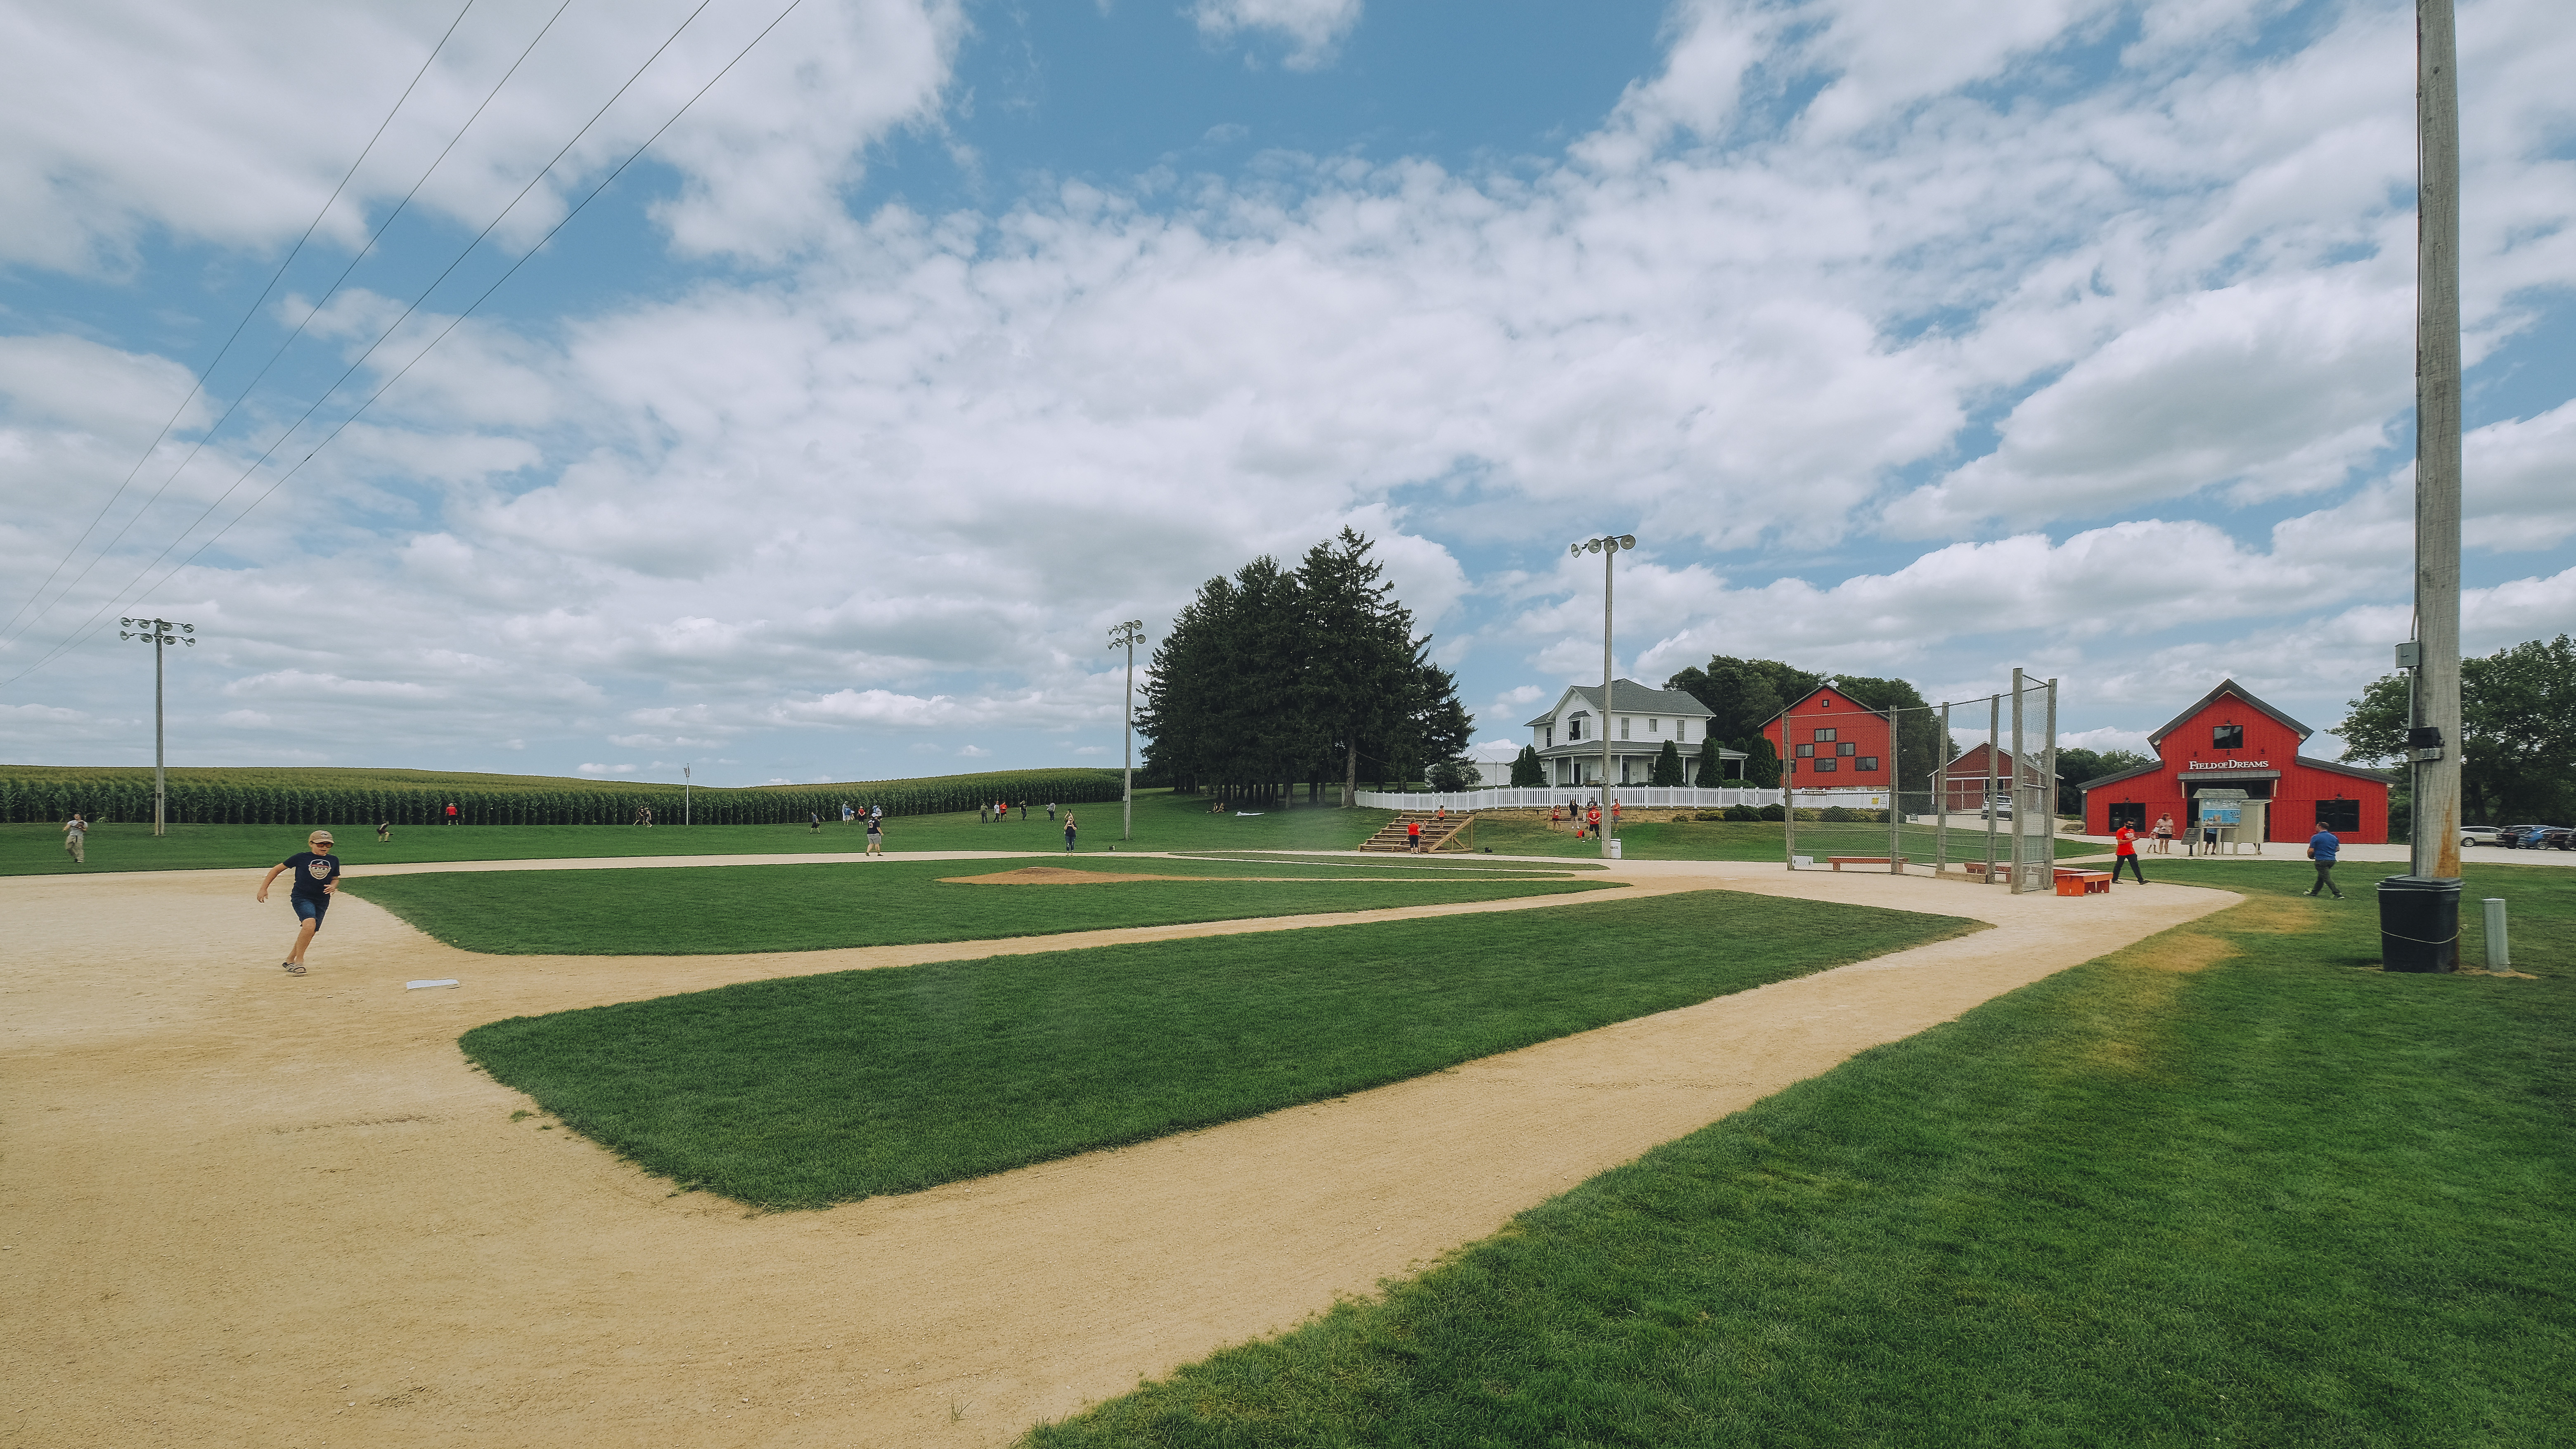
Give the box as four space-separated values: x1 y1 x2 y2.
1353 786 1788 812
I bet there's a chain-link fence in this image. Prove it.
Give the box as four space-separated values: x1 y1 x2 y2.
1784 672 2061 891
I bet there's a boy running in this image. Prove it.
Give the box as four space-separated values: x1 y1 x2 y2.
62 812 88 865
257 831 343 975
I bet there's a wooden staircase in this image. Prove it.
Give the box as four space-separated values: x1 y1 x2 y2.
1360 811 1473 853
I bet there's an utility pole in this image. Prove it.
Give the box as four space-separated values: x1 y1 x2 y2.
118 617 197 836
2410 0 2464 883
1109 619 1145 841
684 764 691 826
2384 0 2465 970
1570 533 1635 859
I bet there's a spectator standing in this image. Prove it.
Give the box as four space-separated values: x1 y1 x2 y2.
2112 824 2148 885
444 801 459 826
865 814 884 856
62 812 88 865
1407 818 1423 852
2151 812 2174 854
1063 812 1078 852
1046 802 1056 821
2304 828 2346 899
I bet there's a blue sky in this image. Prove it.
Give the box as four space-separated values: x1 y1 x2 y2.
2 0 2570 786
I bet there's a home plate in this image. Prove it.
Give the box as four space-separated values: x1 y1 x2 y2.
405 979 460 990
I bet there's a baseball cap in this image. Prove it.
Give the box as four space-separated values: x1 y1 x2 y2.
310 830 334 843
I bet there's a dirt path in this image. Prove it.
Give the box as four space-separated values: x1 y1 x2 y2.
1 861 2234 1447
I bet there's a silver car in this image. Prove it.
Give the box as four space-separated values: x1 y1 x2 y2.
2460 826 2499 848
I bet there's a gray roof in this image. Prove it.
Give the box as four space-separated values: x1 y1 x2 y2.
1525 680 1714 728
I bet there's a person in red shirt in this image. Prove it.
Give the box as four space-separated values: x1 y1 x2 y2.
2112 824 2148 885
1406 818 1424 852
444 801 459 826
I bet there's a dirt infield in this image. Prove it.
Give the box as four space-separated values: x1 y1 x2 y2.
0 857 2235 1447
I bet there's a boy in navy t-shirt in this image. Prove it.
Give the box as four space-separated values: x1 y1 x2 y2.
257 830 343 975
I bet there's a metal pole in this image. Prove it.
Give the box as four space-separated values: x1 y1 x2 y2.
1934 701 1951 874
1887 701 1901 874
1123 633 1135 841
1783 706 1796 869
2010 668 2027 893
1985 693 2001 882
153 625 166 837
684 765 691 825
2043 678 2060 866
2410 0 2464 883
1601 542 1615 858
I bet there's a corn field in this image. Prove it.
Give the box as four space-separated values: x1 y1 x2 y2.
0 766 1126 827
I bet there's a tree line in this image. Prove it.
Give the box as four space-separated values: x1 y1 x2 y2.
2338 633 2576 825
1137 529 1474 805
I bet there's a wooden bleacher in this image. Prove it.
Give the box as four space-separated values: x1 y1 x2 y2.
1360 811 1473 853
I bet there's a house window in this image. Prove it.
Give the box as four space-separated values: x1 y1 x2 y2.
1815 727 1837 742
1856 756 1880 772
2212 724 2245 751
1837 741 1856 756
1544 727 1553 748
1620 717 1631 739
2315 799 2361 833
1677 720 1688 739
1796 743 1815 758
1569 716 1584 741
1814 758 1839 773
1649 717 1660 733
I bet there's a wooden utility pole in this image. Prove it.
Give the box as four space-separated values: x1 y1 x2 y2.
2410 0 2465 883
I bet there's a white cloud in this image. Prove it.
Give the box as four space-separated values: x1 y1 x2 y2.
1189 0 1362 71
576 761 636 774
2057 724 2151 755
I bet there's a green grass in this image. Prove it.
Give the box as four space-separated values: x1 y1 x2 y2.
345 857 1606 955
0 790 1396 876
459 890 1978 1208
1028 860 2575 1448
1467 814 2102 862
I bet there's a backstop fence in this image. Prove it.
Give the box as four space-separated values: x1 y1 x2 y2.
1783 670 2061 892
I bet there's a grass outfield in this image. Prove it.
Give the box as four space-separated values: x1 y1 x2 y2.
459 890 1979 1207
1028 861 2576 1448
0 791 1394 876
344 857 1607 955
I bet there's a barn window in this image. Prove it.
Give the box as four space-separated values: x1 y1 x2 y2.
1856 756 1880 772
2212 724 2245 750
1837 741 1856 756
1814 758 1839 773
1797 743 1815 758
1815 727 1837 742
2314 799 2361 833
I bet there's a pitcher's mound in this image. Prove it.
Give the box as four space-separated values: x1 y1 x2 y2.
942 866 1210 885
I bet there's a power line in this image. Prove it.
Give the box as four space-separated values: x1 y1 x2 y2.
0 0 580 657
3 0 811 689
0 0 481 646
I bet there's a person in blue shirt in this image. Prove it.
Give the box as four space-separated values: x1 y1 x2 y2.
2304 827 2346 899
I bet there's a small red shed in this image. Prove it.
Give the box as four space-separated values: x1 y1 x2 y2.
1763 684 1895 785
2079 679 2393 845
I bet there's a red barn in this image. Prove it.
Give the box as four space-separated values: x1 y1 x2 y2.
1762 684 1895 786
1939 743 2020 813
2079 679 2393 845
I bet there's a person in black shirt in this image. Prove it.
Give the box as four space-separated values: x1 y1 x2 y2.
257 830 343 975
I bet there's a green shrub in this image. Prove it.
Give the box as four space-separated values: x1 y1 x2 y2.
1758 804 1786 822
1725 804 1762 822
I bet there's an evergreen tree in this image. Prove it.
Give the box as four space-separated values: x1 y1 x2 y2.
1650 738 1686 785
1740 733 1782 787
1693 732 1726 784
1510 744 1545 786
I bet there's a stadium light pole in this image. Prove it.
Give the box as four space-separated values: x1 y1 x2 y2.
117 617 197 837
1570 534 1636 859
683 763 691 826
1109 619 1145 841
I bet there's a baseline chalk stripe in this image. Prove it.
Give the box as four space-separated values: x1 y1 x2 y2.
405 979 461 990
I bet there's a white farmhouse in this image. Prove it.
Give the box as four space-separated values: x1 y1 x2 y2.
1522 680 1743 786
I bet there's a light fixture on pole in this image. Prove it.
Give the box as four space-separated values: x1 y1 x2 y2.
1569 534 1636 859
1108 619 1146 841
117 617 197 837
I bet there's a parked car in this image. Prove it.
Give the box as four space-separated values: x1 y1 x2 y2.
2497 824 2560 849
2535 826 2576 851
1981 797 2013 821
2460 825 2499 848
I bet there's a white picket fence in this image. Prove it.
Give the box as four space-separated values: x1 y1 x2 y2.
1354 786 1788 812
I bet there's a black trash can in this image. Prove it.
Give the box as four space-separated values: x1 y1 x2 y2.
2376 874 2462 973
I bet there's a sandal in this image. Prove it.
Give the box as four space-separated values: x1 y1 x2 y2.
282 961 306 975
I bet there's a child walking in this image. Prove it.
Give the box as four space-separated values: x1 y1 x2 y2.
257 831 343 975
